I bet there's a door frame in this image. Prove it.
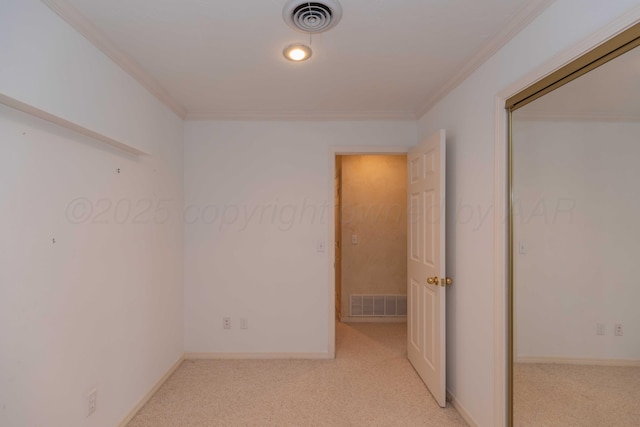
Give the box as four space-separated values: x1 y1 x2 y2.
327 146 410 357
492 12 640 427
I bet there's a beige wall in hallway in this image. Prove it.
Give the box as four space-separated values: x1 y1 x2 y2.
340 155 407 318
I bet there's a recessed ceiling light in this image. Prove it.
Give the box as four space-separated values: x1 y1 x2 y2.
283 44 312 62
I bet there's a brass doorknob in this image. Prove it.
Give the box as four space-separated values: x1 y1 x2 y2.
427 276 439 285
440 277 453 287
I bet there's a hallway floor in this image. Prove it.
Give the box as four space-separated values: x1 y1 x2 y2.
127 322 467 426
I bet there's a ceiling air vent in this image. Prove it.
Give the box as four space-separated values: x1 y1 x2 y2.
283 0 343 34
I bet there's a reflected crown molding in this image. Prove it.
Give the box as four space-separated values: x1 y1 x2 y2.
514 110 640 122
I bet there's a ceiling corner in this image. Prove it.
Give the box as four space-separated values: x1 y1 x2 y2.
185 110 418 122
414 0 556 119
40 0 187 119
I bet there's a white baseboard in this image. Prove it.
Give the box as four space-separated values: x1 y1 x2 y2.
118 355 185 427
184 352 334 360
341 316 407 324
446 389 479 427
516 356 640 367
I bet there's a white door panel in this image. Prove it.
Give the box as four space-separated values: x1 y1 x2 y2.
407 130 447 407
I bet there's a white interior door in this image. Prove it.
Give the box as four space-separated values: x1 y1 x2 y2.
407 129 447 407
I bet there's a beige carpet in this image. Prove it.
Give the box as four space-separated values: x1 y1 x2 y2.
514 363 640 426
127 322 467 426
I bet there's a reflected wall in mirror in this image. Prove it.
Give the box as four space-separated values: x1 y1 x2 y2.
512 45 640 426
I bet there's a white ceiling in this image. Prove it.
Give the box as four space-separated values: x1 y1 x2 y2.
54 0 547 119
516 45 640 121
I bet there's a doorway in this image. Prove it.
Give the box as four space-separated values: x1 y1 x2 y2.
330 131 450 410
334 154 408 323
328 147 409 358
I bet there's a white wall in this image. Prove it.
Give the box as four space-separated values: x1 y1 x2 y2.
183 121 416 354
0 2 184 427
0 0 165 154
417 1 640 425
513 120 640 361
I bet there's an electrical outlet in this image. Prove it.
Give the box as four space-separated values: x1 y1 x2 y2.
351 234 358 245
87 388 97 417
614 323 623 336
223 317 231 330
596 323 605 336
316 240 326 252
240 318 248 329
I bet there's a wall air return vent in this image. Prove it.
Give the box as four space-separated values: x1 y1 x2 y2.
350 295 407 317
283 0 343 34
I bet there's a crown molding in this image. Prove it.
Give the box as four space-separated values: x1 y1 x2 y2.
40 0 187 119
185 109 417 121
514 110 640 122
40 0 556 123
415 0 555 118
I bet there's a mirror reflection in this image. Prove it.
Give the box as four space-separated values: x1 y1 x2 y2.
512 46 640 426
